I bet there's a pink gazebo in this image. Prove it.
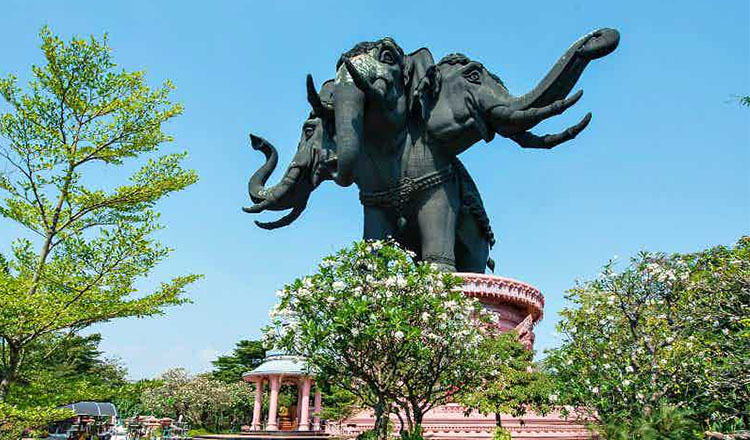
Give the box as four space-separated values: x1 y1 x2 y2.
242 352 323 432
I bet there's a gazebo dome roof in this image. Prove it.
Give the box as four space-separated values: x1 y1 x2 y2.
242 351 311 379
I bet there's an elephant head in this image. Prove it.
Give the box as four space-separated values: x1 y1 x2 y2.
332 37 420 188
416 28 620 154
243 77 336 230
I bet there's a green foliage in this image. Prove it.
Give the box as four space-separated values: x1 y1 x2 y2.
741 96 750 107
317 385 359 424
3 333 129 408
601 404 701 440
265 240 521 438
545 237 750 434
399 425 423 440
111 378 163 419
356 430 378 440
491 427 511 440
0 26 199 400
0 402 73 440
459 332 555 423
211 340 265 384
187 428 215 437
0 332 130 440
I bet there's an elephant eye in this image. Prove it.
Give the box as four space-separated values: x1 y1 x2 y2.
463 68 482 84
380 49 395 65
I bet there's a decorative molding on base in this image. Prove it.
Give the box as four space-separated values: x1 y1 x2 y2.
336 404 596 439
455 273 545 349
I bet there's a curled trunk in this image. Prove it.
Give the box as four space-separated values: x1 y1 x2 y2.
243 134 316 230
247 134 281 205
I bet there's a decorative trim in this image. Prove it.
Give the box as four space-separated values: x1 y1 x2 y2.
455 273 545 322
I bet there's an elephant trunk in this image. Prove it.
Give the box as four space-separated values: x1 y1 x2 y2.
511 28 620 110
247 134 279 204
333 63 365 187
245 134 304 213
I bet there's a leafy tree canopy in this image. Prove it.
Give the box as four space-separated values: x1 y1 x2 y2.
4 332 127 409
545 236 749 437
0 26 200 403
211 340 265 384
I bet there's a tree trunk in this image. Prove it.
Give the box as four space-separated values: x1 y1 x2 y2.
0 343 21 401
412 410 423 440
373 400 390 440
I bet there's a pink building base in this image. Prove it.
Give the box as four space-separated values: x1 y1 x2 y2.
332 273 597 440
338 404 594 439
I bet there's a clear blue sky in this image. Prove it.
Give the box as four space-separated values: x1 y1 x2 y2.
1 1 748 379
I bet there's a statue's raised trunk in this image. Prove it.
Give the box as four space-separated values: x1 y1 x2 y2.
511 28 620 110
245 134 304 213
247 134 279 204
333 63 365 187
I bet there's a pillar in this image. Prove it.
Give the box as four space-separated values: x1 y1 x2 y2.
251 378 263 430
313 384 322 431
298 378 312 431
267 375 280 431
296 381 303 427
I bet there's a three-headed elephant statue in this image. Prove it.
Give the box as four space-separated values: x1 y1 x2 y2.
244 28 620 273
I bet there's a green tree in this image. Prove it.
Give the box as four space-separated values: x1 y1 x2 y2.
459 332 555 435
545 237 749 437
0 403 73 440
316 385 359 426
211 340 265 383
265 240 516 439
0 27 200 401
3 332 129 408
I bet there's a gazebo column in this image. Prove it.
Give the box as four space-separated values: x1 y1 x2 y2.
267 375 281 431
298 378 312 431
296 381 303 427
312 384 322 431
251 378 264 430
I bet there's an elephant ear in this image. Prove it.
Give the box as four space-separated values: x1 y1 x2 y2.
413 65 441 123
404 47 437 119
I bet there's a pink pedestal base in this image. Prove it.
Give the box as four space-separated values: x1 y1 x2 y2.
336 404 594 439
330 274 596 440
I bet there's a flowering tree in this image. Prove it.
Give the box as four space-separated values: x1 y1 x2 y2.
265 240 506 439
141 368 254 432
545 237 749 436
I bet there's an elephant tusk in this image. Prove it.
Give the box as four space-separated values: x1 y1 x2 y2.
344 59 379 99
254 204 307 230
306 74 334 119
